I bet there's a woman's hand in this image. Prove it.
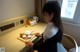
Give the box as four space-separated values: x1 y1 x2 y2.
35 33 41 37
34 50 38 52
25 41 34 47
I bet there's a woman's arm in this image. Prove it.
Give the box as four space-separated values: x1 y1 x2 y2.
25 41 34 47
25 34 42 47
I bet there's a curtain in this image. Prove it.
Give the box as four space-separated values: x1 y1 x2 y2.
35 0 56 22
35 0 46 22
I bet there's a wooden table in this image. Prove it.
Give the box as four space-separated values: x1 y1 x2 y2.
0 22 47 52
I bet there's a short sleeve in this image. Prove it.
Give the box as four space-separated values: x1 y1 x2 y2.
43 26 58 41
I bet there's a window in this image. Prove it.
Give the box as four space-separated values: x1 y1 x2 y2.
61 0 78 19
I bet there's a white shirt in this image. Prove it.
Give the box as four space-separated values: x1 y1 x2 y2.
43 22 58 42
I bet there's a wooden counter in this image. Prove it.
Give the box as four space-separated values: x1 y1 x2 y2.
0 22 47 52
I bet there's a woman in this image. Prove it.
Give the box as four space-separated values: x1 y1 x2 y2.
26 1 63 52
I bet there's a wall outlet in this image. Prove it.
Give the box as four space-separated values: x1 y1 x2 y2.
20 20 24 24
0 29 1 32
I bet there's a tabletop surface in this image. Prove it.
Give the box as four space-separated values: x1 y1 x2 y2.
0 22 47 52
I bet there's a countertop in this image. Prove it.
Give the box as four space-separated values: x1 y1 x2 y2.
0 22 47 52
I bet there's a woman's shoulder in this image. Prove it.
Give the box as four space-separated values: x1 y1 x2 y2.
51 26 59 35
47 26 59 38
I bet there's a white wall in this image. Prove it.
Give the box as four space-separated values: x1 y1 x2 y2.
63 22 80 46
0 0 35 21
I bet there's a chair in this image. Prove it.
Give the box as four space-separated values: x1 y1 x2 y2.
59 33 78 52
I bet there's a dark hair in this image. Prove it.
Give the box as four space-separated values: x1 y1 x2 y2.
42 1 63 33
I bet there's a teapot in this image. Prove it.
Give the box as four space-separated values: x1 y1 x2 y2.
33 16 38 22
30 16 38 26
